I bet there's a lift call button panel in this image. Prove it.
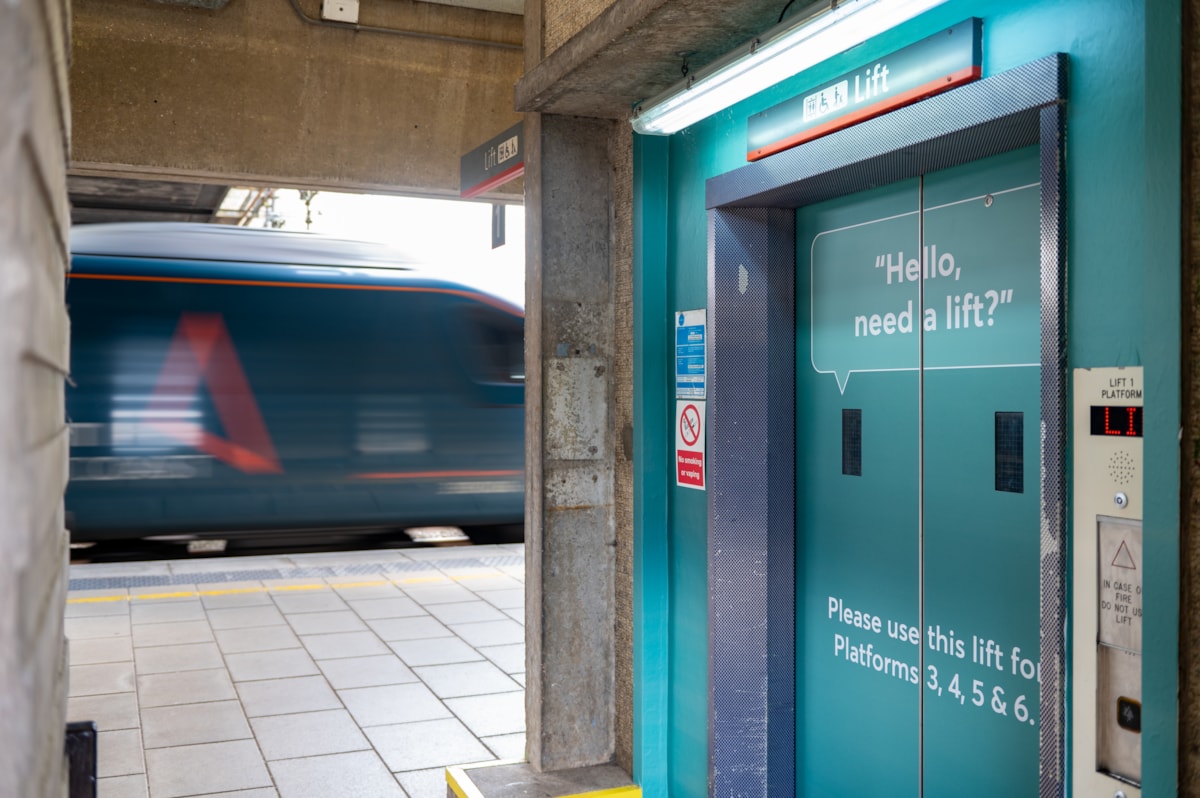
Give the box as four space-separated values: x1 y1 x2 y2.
1072 367 1143 794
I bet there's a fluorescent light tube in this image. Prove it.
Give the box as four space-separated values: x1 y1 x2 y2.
631 0 949 135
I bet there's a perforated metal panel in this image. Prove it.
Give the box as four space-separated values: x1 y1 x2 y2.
706 55 1067 798
707 207 795 797
1036 100 1069 798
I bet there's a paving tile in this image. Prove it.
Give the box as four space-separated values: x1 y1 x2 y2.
207 605 287 630
300 630 390 660
330 580 401 599
97 729 144 778
178 791 277 798
69 588 131 600
68 692 140 732
145 739 271 798
260 577 327 591
129 601 206 625
451 575 523 592
512 672 526 687
235 674 342 717
339 682 451 727
129 585 198 599
225 648 319 682
424 601 508 625
70 662 135 697
97 773 147 798
413 661 521 699
401 584 476 605
346 596 424 620
445 691 526 737
132 620 214 648
141 700 251 749
66 615 131 640
272 591 348 614
448 619 524 648
66 599 131 618
216 625 302 654
250 709 370 760
137 668 236 708
365 717 492 771
133 642 224 675
481 732 526 761
284 610 367 635
394 768 450 798
367 616 454 642
268 751 405 798
477 643 525 675
317 654 418 689
474 588 524 610
503 608 524 624
388 637 484 667
201 590 276 609
70 636 133 666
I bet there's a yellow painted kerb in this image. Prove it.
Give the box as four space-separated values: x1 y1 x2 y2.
66 573 498 604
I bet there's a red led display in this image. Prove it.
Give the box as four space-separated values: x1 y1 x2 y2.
1089 405 1143 438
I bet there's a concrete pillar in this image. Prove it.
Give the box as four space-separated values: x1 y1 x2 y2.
0 0 73 794
524 111 619 771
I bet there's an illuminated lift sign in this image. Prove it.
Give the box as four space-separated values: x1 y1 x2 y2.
746 18 982 162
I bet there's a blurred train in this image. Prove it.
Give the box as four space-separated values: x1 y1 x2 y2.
65 222 525 547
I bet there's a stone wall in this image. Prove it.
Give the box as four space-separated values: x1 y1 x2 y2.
0 0 73 794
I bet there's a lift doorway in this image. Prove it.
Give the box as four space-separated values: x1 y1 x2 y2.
706 56 1066 797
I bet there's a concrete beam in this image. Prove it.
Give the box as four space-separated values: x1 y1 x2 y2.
70 0 525 199
514 0 785 118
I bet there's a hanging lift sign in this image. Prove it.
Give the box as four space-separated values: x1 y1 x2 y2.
746 18 982 162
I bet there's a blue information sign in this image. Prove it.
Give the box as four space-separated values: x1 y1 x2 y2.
675 309 706 399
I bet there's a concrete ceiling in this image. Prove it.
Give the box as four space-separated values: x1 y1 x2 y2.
418 0 522 16
515 0 806 118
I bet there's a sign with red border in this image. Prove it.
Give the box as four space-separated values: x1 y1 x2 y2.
746 19 982 161
676 400 705 489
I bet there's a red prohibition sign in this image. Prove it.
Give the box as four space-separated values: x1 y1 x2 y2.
680 404 702 447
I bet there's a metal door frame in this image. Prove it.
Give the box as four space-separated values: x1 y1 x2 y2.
704 54 1067 797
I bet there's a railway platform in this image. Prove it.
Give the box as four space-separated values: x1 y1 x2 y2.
66 544 526 798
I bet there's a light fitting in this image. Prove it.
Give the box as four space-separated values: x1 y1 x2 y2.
631 0 950 135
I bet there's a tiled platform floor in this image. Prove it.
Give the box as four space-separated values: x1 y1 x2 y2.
66 544 526 798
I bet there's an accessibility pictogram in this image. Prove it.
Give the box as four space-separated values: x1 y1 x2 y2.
147 314 282 474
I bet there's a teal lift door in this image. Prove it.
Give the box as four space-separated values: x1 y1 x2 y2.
796 146 1041 796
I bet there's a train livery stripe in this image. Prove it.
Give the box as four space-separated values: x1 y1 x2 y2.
353 469 523 480
68 272 524 317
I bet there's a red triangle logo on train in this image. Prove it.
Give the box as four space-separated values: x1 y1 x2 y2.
146 313 283 474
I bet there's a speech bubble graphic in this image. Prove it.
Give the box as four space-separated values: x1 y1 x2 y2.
809 182 1041 393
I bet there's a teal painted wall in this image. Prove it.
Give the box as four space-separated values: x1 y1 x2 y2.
632 0 1181 794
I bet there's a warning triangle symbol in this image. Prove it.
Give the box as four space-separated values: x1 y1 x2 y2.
1111 540 1137 570
147 313 282 474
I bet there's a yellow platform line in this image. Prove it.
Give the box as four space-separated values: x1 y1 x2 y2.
67 572 513 603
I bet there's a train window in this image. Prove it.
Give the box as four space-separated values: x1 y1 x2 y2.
467 308 525 384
